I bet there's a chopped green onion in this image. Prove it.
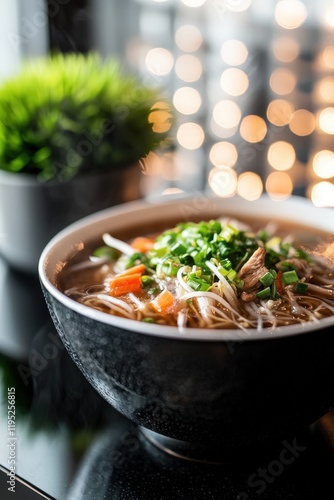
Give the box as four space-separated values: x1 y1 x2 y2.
280 242 291 257
171 242 187 256
271 282 278 299
125 252 148 268
295 249 313 263
294 282 309 294
141 275 154 287
259 271 274 287
269 269 277 279
218 266 229 277
188 270 202 279
161 258 180 277
235 251 251 271
210 221 222 233
279 261 297 272
142 317 155 323
179 253 193 265
282 270 299 285
257 229 268 242
220 258 232 270
235 278 244 290
220 224 238 242
266 236 281 250
227 269 237 282
187 277 211 292
91 245 119 261
256 287 271 299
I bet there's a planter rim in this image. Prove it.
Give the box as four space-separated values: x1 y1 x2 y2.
0 166 137 187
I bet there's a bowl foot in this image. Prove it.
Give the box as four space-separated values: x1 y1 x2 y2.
139 427 232 464
139 425 313 465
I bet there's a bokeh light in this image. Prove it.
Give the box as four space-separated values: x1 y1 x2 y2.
268 141 296 170
289 109 315 136
208 166 238 197
310 182 334 207
145 47 174 75
162 188 185 195
275 0 308 30
177 122 205 149
140 151 163 176
148 102 173 133
175 25 203 52
266 99 295 126
175 55 202 82
324 6 334 28
210 120 239 139
322 46 334 69
224 0 253 12
270 68 296 95
237 172 263 201
220 40 248 66
220 68 249 96
180 0 206 7
141 0 333 208
318 107 334 134
239 115 267 143
209 141 238 168
213 100 242 129
314 77 334 103
173 87 202 115
266 172 293 200
272 36 300 63
312 150 334 179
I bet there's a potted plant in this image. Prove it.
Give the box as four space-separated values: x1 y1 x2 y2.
0 53 172 273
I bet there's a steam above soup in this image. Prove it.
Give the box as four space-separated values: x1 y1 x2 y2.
60 217 334 331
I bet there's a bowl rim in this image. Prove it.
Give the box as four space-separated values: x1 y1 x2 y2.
39 194 334 342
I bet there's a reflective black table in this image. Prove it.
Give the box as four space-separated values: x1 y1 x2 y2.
1 255 334 500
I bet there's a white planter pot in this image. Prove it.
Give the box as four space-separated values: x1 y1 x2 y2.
0 166 141 274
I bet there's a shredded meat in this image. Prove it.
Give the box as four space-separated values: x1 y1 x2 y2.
238 247 268 302
309 254 334 285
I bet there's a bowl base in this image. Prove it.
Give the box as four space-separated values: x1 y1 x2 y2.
139 427 255 464
139 425 313 466
139 427 224 464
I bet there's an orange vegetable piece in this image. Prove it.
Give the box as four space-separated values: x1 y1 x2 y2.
109 273 142 297
276 270 284 293
116 263 146 278
131 237 154 253
150 288 174 313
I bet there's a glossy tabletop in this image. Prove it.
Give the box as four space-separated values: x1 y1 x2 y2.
0 255 334 500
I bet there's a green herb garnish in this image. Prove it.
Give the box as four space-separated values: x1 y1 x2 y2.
282 270 299 285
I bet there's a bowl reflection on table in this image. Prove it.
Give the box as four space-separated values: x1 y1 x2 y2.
38 194 334 462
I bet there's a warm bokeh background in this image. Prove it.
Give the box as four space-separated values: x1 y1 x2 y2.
1 0 334 205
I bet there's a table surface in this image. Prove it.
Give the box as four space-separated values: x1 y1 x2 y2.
1 254 334 500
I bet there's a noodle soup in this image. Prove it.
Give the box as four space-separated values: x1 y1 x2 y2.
59 215 334 332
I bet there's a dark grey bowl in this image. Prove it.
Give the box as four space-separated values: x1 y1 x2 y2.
38 195 334 461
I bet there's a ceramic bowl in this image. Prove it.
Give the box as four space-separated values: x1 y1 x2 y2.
38 194 334 461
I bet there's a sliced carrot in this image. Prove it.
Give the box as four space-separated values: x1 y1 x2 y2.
109 273 142 297
276 270 284 293
116 263 146 278
150 288 174 313
131 237 155 253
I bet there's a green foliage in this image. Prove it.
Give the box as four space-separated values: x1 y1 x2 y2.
0 53 172 181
